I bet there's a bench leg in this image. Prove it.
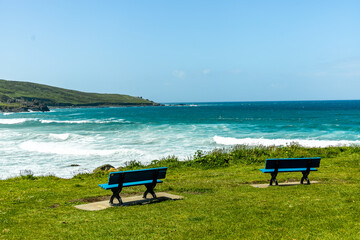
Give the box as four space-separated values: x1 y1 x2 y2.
143 184 157 199
110 188 123 205
270 173 278 186
301 171 310 185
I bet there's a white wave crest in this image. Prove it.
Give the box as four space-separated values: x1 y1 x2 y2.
18 140 140 156
41 120 90 124
213 136 360 148
49 133 71 141
40 119 127 124
0 118 29 124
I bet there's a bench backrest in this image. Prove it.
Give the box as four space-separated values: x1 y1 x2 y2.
264 158 321 169
108 167 167 185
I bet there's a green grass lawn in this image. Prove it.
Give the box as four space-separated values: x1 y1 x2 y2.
0 146 359 239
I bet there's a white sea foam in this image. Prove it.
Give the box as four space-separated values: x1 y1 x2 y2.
213 136 360 148
18 140 143 157
49 133 71 141
0 118 30 124
41 120 91 124
40 119 127 124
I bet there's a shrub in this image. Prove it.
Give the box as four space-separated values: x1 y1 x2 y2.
150 155 182 168
124 160 145 169
192 149 230 169
20 170 37 180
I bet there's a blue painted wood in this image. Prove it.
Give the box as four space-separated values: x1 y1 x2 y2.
99 167 167 189
260 168 318 173
99 179 163 190
264 158 321 170
259 157 321 185
99 167 168 204
107 167 167 185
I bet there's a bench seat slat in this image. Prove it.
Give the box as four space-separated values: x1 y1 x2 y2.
107 167 167 185
259 167 318 173
265 158 321 169
99 179 163 190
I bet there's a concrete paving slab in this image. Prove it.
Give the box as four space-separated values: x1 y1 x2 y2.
75 192 183 211
251 181 320 188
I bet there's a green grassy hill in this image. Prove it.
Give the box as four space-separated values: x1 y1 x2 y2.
0 79 159 112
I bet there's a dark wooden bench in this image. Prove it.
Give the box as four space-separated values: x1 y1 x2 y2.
259 158 321 185
99 167 167 205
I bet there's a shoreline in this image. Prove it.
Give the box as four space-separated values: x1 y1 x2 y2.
1 101 360 180
0 103 164 114
48 102 163 109
1 144 359 181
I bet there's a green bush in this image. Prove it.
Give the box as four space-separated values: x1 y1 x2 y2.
20 170 37 180
150 155 182 168
192 149 230 169
124 160 145 169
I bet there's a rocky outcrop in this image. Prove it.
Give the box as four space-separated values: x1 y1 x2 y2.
93 164 115 172
0 98 50 112
30 104 50 112
0 106 49 113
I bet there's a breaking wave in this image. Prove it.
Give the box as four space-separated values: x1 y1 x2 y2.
40 119 128 124
0 118 35 124
49 133 71 141
18 140 140 156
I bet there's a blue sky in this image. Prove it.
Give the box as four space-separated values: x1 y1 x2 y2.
1 0 360 102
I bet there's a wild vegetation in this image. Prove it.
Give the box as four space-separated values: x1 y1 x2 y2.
0 144 359 239
0 79 158 112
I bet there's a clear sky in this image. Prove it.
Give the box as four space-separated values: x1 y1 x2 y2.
1 0 360 103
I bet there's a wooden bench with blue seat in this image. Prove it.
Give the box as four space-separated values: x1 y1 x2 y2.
99 167 167 205
260 157 321 185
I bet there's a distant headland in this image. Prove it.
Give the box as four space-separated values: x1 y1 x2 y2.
0 79 161 112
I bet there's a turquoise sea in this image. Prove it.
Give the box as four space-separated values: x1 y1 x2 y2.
1 100 360 179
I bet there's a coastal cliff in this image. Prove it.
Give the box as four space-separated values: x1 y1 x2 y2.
0 79 159 112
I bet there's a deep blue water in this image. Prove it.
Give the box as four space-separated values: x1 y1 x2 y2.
1 100 360 179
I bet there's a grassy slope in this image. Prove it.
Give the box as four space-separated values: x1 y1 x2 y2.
0 145 359 239
0 79 156 107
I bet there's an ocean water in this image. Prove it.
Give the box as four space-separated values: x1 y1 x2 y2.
1 100 360 179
